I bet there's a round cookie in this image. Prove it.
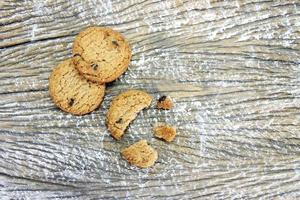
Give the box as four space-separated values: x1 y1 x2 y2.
72 26 131 84
106 90 153 140
49 58 105 115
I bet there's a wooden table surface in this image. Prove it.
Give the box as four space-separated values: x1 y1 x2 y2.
1 0 300 199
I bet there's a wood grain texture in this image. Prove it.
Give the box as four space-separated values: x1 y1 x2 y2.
1 0 300 199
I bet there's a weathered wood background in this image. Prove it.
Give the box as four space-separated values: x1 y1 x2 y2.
1 0 300 199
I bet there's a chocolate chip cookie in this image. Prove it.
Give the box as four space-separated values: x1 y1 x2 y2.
106 90 152 140
49 58 105 115
72 26 131 84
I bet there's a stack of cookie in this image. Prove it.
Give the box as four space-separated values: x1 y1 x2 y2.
49 26 176 169
49 27 131 115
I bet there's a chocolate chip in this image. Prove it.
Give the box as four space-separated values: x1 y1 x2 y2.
91 63 98 70
112 41 119 47
69 98 75 106
116 118 123 123
73 53 80 57
158 96 167 102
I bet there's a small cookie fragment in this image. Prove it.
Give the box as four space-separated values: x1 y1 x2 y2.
72 26 131 84
121 140 158 168
106 90 152 140
154 124 176 142
156 96 173 110
49 58 105 115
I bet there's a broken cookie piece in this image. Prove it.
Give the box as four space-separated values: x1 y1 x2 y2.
106 90 152 140
156 96 173 110
121 140 158 168
154 124 176 142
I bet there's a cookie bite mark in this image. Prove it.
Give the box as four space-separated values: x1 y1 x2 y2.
106 90 153 140
157 96 173 110
121 140 158 168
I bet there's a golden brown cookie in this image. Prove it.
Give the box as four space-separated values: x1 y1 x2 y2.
106 90 152 140
121 140 158 168
49 58 105 115
72 26 131 84
154 124 176 142
156 96 173 110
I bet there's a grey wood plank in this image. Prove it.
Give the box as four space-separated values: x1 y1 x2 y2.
1 0 300 199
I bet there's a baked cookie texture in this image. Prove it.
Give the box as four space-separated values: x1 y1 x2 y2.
72 26 131 84
154 124 176 142
121 140 158 168
156 96 173 110
106 90 152 140
49 58 105 115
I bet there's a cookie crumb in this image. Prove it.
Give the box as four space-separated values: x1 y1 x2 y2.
157 96 173 110
106 90 153 140
121 140 158 168
154 124 176 142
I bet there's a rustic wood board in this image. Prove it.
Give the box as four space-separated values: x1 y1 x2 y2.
1 0 300 199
